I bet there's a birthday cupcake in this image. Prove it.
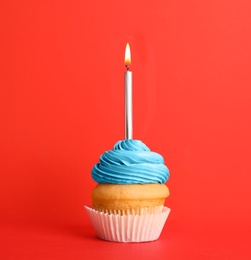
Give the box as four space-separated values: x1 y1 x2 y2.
85 139 170 242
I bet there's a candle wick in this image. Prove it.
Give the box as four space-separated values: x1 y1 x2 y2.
125 64 130 71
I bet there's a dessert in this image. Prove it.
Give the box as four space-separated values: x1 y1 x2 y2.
85 139 171 242
91 183 169 215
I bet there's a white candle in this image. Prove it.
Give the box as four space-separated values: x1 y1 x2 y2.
124 43 133 139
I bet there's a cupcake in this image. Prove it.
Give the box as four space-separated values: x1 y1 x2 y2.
85 139 170 242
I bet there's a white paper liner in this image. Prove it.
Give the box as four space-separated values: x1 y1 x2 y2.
93 206 164 215
85 205 171 243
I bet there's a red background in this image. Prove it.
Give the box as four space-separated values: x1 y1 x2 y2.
1 0 251 259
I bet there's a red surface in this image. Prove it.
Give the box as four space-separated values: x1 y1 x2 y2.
0 0 251 259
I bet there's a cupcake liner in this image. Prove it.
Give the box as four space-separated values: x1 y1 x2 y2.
92 206 164 216
85 205 171 243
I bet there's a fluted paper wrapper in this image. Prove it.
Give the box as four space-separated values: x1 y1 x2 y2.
85 206 171 242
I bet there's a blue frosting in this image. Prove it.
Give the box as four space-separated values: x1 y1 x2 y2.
91 139 170 184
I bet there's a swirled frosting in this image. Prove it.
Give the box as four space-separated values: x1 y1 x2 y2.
91 139 170 184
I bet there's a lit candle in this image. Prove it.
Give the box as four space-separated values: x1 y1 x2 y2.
124 43 133 139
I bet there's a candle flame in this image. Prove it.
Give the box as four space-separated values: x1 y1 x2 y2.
125 43 131 69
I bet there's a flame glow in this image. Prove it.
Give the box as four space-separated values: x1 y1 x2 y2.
124 43 131 66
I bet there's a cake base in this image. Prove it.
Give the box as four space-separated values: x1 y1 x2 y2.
91 183 170 213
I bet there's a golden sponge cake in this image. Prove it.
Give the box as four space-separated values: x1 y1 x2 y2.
92 183 169 214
